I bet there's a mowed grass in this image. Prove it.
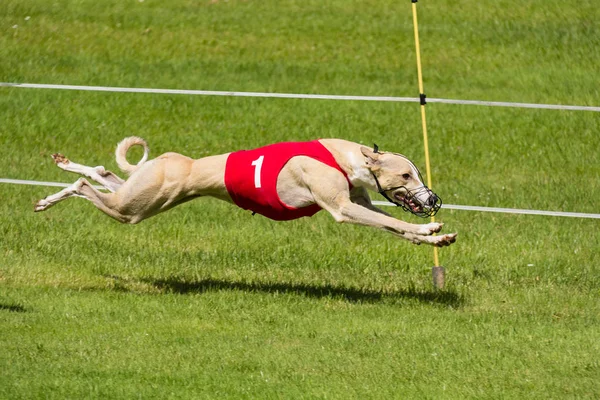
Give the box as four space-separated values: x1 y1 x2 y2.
1 0 599 398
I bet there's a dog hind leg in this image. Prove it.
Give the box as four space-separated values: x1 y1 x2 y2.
34 179 85 212
52 153 124 192
35 178 133 223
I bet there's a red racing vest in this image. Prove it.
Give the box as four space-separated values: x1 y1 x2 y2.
224 141 351 221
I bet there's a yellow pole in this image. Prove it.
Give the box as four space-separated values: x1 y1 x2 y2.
411 1 440 268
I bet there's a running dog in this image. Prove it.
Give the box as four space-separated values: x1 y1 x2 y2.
35 138 457 247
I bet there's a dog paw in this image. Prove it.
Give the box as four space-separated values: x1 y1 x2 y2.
420 222 443 235
433 233 457 247
34 199 50 212
52 153 70 169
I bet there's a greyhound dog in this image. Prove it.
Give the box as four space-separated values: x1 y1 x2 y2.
35 138 457 247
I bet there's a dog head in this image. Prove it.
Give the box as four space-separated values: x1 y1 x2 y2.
361 145 441 217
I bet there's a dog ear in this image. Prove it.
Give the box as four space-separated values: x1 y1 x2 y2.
360 146 381 171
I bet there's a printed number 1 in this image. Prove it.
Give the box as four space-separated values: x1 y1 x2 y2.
251 155 264 188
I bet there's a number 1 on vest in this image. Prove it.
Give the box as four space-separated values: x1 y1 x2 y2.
251 155 264 188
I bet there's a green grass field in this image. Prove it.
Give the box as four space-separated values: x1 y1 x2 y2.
1 0 599 398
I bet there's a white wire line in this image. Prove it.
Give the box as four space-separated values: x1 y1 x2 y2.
2 82 600 112
426 97 600 112
3 178 598 219
0 83 418 103
0 178 105 190
375 201 600 220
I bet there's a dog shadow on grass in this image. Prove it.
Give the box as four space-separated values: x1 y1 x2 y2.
127 276 464 307
0 303 28 313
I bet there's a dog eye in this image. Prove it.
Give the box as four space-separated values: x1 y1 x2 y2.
402 173 411 180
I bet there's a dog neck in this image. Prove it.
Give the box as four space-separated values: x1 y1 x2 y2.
344 150 379 191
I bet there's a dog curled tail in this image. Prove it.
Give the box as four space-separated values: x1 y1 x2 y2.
115 136 150 175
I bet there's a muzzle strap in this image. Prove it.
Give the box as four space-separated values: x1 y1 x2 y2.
371 172 441 218
372 172 398 206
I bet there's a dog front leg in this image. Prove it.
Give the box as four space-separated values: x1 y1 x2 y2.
336 201 456 246
402 232 457 247
326 199 446 238
300 162 455 246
